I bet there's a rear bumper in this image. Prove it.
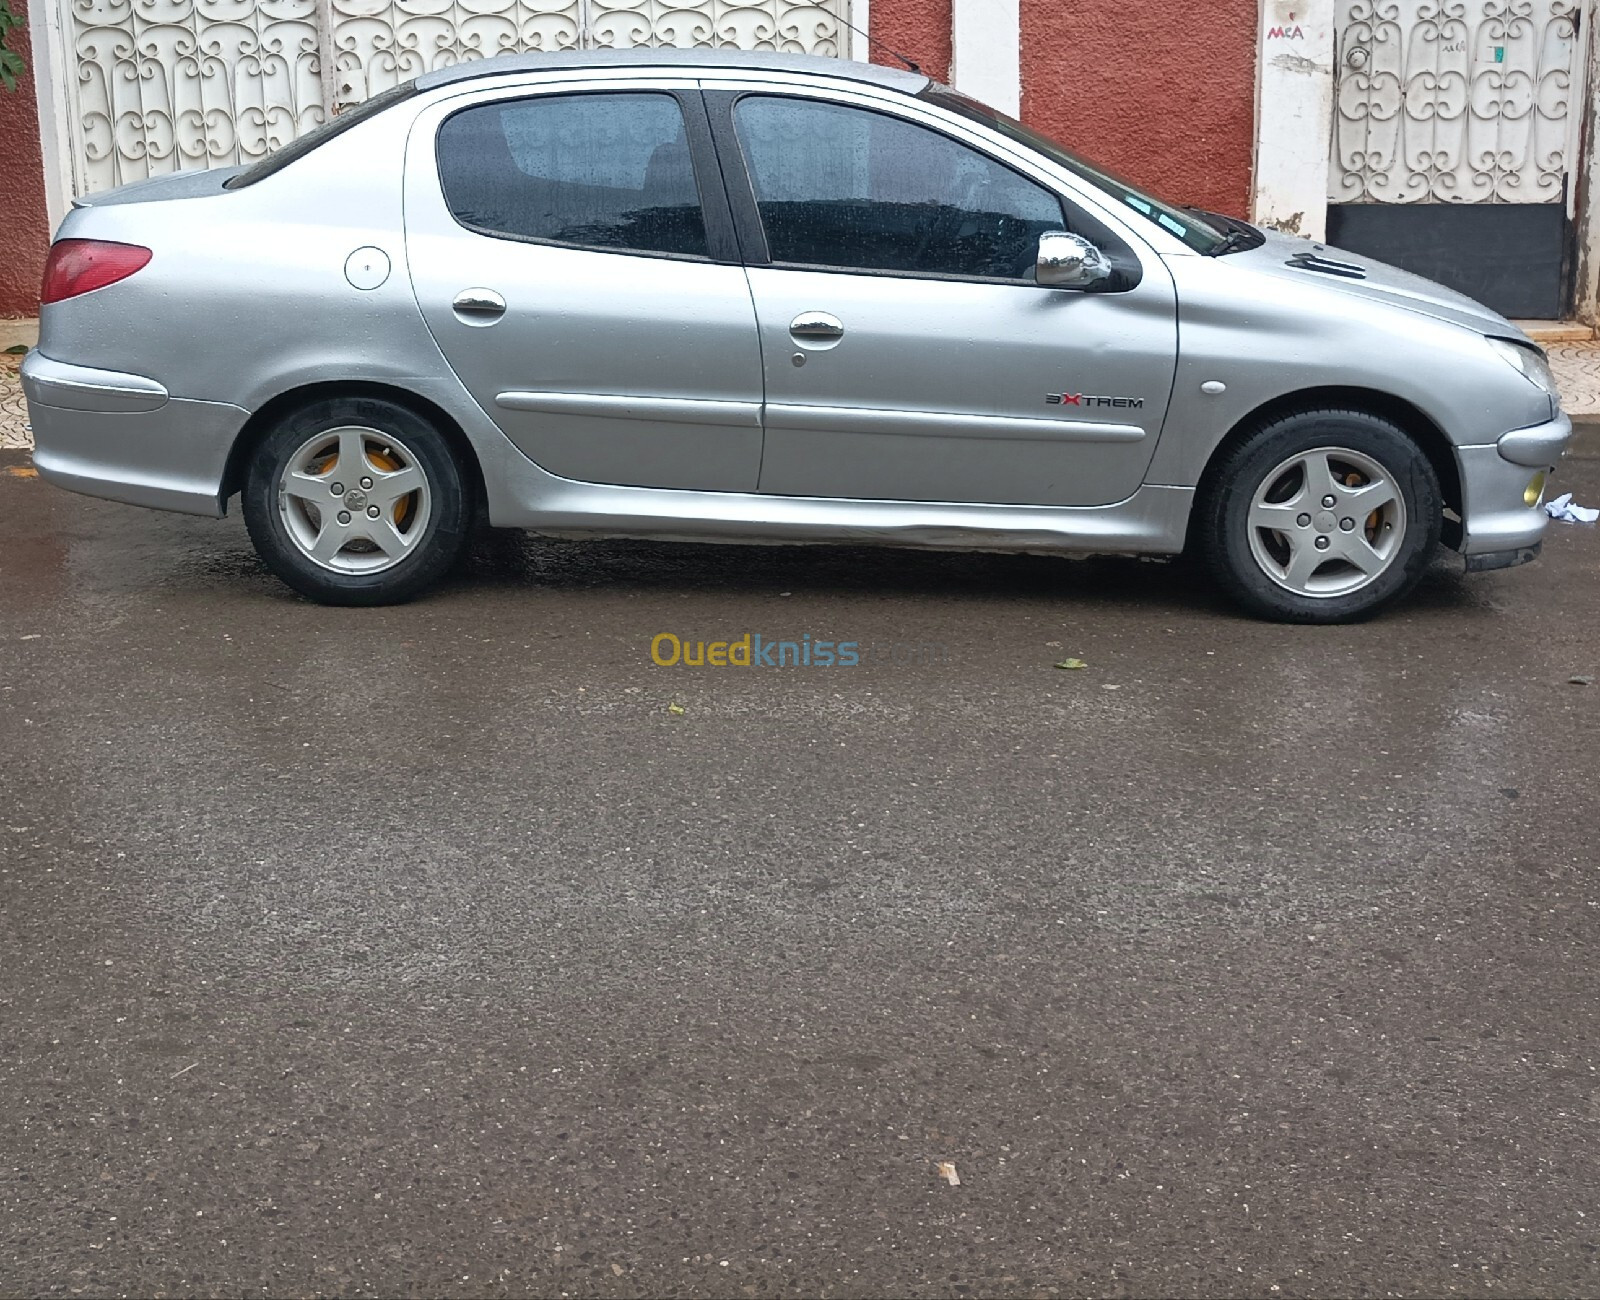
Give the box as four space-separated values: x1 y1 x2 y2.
22 351 246 517
20 350 170 413
1455 412 1572 557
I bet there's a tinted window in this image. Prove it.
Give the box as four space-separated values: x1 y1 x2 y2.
438 93 707 257
733 97 1064 279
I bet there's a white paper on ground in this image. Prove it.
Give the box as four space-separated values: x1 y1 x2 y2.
1545 492 1600 524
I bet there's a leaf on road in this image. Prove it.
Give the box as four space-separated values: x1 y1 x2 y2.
1053 658 1087 670
667 702 686 715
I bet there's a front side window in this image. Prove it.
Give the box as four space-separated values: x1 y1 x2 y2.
732 96 1065 280
437 92 708 258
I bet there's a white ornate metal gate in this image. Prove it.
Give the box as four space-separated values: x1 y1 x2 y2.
1328 0 1590 316
57 0 850 194
1331 0 1585 206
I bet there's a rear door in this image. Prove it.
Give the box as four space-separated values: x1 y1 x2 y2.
707 86 1178 507
404 81 765 492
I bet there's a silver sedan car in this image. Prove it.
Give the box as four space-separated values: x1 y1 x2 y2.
23 50 1571 622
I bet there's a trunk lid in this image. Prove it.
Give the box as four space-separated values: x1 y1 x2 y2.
71 166 245 209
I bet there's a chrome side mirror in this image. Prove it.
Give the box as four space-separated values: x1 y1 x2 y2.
1036 231 1112 290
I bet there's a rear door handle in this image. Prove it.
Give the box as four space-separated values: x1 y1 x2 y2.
789 311 844 340
453 288 506 320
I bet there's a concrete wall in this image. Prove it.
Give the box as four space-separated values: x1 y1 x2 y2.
0 0 49 317
869 0 952 83
1019 0 1258 219
950 0 1019 115
1251 0 1334 239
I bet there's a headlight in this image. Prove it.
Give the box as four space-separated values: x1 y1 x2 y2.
1488 337 1560 397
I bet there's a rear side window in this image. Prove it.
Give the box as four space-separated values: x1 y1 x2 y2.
437 92 708 258
732 96 1064 280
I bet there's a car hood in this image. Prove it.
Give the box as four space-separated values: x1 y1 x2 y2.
1208 228 1529 342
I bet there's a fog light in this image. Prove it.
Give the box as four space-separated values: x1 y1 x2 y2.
1525 472 1548 507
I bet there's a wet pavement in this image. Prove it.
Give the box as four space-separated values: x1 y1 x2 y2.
2 435 1599 1299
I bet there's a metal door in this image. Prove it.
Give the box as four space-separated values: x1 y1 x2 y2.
403 85 766 492
715 89 1178 508
1328 0 1589 316
745 268 1178 507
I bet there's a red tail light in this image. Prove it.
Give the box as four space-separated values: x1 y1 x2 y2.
40 239 153 305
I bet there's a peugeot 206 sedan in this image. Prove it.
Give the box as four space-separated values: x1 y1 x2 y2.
24 51 1572 622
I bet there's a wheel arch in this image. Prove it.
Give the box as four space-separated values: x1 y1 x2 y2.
1192 386 1464 548
219 380 486 513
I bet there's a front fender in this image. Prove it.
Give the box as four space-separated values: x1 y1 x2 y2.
1146 256 1551 487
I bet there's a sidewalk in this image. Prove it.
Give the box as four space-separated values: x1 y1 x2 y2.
1547 342 1600 416
4 332 1600 453
0 351 27 451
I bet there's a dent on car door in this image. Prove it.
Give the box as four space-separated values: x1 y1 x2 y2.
711 90 1178 508
405 85 765 492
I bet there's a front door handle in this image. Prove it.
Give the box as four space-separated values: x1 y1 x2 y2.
453 288 506 320
789 311 844 340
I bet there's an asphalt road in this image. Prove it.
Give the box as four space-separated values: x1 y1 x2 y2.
2 434 1599 1299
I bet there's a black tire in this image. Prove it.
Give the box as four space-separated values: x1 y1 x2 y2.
1195 409 1442 624
242 396 470 606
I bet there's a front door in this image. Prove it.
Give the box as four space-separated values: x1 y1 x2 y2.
405 85 765 492
1328 0 1589 317
714 91 1177 507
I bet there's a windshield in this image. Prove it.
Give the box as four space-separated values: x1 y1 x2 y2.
922 87 1228 255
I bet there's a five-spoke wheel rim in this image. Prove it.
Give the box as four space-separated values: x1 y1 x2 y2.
277 426 432 575
1246 446 1407 598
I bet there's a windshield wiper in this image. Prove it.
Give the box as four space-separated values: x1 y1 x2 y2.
1207 227 1260 257
1190 208 1266 257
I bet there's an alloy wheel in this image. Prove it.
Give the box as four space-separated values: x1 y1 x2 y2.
1245 445 1407 598
277 425 432 574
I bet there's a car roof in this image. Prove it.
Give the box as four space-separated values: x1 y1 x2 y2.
414 48 928 94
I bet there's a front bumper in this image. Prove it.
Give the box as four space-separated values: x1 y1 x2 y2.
1455 412 1572 556
22 351 247 517
1464 543 1541 572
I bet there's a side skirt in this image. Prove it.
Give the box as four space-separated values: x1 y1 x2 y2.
482 464 1195 557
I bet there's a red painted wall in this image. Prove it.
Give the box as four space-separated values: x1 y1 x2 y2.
1020 0 1256 218
868 0 952 84
0 0 48 317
